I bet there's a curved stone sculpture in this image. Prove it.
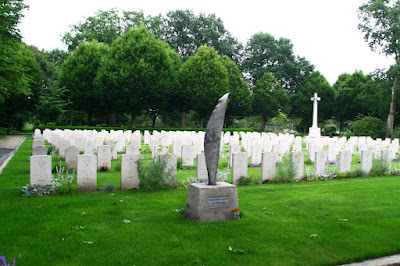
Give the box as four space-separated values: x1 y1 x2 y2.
204 93 229 185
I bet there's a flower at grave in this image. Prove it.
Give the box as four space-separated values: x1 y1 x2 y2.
231 208 239 212
248 163 261 167
308 179 312 182
139 147 143 151
99 163 110 172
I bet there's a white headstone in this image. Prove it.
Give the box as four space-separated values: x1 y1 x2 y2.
181 145 195 167
97 145 111 169
77 154 97 192
65 146 80 171
360 150 372 174
196 153 208 181
232 152 247 185
32 146 47 156
121 154 140 190
314 150 328 177
30 155 52 185
338 150 352 173
261 152 276 182
229 145 241 167
161 153 178 188
58 140 70 159
292 151 304 180
84 139 96 155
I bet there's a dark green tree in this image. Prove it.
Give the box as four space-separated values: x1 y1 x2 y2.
0 43 42 133
242 32 314 92
358 0 400 136
28 47 69 124
62 9 123 51
0 0 29 104
178 45 229 126
162 10 242 62
59 41 108 125
96 26 181 127
252 72 288 131
220 56 252 127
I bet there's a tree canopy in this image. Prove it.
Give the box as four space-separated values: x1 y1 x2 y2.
358 0 400 136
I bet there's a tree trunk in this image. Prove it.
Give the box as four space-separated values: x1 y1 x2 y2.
260 115 266 132
151 114 157 128
180 112 186 128
6 109 11 135
69 110 73 125
130 114 135 128
386 76 399 138
111 113 117 127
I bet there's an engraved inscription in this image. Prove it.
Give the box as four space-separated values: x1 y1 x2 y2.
208 196 229 206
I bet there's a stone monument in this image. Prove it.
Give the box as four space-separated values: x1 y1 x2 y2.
185 93 240 222
309 92 321 138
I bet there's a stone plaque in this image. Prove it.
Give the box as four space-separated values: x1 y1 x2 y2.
208 196 229 206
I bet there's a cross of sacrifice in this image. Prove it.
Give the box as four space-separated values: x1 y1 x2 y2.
311 93 321 128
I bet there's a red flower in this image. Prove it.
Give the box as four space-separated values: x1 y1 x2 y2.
231 208 239 212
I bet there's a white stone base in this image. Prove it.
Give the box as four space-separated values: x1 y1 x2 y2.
185 182 239 222
309 127 321 138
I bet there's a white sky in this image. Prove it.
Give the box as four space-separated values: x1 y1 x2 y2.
18 0 394 85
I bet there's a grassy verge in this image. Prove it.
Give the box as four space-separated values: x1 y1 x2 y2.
0 138 400 265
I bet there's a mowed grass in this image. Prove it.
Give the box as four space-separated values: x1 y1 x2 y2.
0 138 400 265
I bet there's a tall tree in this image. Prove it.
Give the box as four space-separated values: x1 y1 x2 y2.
62 9 123 51
96 25 181 127
252 72 288 131
358 0 400 137
242 32 314 92
0 0 29 104
59 41 108 125
220 56 252 126
0 43 42 133
162 10 242 62
178 45 229 126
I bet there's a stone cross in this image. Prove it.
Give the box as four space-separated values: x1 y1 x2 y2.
311 93 321 128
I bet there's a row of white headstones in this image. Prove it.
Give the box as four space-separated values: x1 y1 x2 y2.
29 128 399 191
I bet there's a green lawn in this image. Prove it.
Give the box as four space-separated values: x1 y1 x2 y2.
1 137 400 265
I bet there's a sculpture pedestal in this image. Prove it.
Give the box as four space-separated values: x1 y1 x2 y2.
185 182 239 222
309 127 321 138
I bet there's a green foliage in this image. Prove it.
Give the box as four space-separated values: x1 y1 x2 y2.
290 71 335 132
238 176 250 186
370 156 390 176
349 115 386 139
103 183 116 192
242 32 314 91
276 157 297 182
97 25 181 127
178 45 229 124
220 56 252 125
59 40 108 125
252 72 288 131
137 156 170 190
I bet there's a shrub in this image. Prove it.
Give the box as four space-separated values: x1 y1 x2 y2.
238 176 250 186
137 156 171 190
103 183 116 192
277 157 297 182
349 115 386 139
370 156 390 176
